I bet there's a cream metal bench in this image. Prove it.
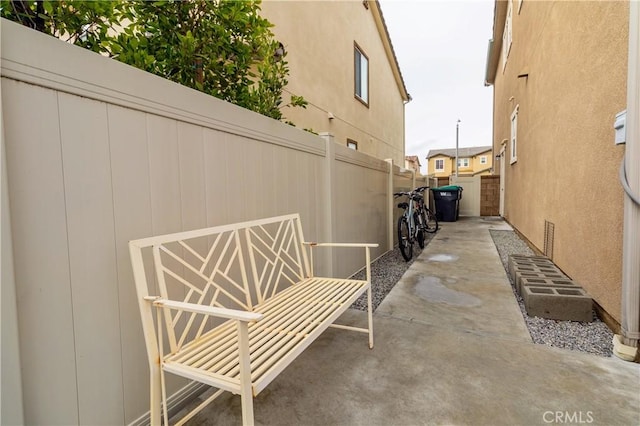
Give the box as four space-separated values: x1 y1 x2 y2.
129 214 377 425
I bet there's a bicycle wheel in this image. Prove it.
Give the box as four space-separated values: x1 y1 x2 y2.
397 216 413 261
415 211 425 249
424 208 439 233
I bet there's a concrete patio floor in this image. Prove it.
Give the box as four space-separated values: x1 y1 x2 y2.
186 217 640 426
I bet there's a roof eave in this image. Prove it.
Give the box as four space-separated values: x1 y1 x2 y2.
485 0 508 86
426 153 454 159
370 0 411 102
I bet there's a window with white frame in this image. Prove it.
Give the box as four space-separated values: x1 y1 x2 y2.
347 139 358 150
502 0 513 72
435 158 444 171
480 155 488 165
458 158 470 168
354 43 369 105
510 105 519 164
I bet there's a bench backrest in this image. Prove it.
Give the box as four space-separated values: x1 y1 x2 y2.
129 214 310 353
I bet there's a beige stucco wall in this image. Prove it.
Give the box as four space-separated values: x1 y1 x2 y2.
491 0 629 322
260 0 406 164
471 152 492 174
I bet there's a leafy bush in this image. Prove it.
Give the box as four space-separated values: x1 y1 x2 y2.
1 0 306 121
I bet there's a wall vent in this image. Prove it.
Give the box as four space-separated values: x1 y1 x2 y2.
544 220 555 259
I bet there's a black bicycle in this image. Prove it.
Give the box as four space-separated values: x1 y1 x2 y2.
394 187 438 261
413 186 439 238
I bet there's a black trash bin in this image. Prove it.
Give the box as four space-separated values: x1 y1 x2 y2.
431 185 463 222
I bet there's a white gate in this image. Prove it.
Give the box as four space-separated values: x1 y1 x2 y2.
450 176 481 216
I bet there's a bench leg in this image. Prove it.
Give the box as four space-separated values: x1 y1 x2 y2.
240 389 254 426
150 364 162 425
365 247 374 349
237 321 255 426
367 284 374 349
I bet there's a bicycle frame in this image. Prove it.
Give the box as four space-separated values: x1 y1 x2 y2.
394 187 437 262
413 186 438 236
397 194 417 239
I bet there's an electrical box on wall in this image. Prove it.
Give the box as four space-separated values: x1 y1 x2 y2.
614 110 626 144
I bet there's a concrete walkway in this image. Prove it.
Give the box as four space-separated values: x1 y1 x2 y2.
189 217 640 425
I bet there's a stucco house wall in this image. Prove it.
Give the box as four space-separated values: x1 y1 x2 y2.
260 0 409 165
426 148 493 177
427 154 453 178
487 0 629 322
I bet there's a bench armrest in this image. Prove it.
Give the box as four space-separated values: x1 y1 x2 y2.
145 297 263 322
303 242 379 248
302 242 377 280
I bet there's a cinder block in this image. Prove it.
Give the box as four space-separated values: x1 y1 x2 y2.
509 258 554 270
523 286 593 322
507 255 554 277
514 272 567 295
509 263 561 284
509 254 552 263
519 260 555 269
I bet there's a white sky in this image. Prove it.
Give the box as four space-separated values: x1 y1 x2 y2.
379 0 495 173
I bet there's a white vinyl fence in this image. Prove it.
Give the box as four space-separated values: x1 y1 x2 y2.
450 176 481 216
0 20 419 425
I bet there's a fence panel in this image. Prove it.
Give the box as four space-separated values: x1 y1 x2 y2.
58 92 125 424
107 104 155 421
450 176 481 216
2 78 80 426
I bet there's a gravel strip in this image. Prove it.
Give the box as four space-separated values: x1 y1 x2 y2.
489 229 614 357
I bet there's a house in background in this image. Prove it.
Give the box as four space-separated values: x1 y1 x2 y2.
426 146 493 178
259 0 410 165
404 155 422 174
485 0 629 334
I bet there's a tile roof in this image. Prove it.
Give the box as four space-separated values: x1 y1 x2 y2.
405 155 421 166
426 146 493 159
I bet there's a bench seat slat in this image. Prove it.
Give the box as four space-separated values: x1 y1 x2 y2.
249 280 364 380
164 277 369 395
249 280 359 369
251 279 371 395
172 278 347 366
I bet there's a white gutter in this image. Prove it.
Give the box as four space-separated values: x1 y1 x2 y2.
484 38 495 87
614 0 640 362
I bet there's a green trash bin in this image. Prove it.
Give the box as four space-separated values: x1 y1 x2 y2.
431 185 463 222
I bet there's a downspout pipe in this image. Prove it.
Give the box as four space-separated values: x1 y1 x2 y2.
614 0 640 362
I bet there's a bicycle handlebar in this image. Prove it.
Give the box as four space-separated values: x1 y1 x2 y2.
394 186 430 198
394 191 424 201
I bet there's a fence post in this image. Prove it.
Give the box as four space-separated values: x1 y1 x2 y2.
319 133 335 277
385 159 394 252
1 111 25 425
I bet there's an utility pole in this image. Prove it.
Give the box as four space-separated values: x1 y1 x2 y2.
455 119 461 177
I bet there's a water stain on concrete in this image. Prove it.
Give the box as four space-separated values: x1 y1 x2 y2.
427 254 459 262
414 276 481 307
